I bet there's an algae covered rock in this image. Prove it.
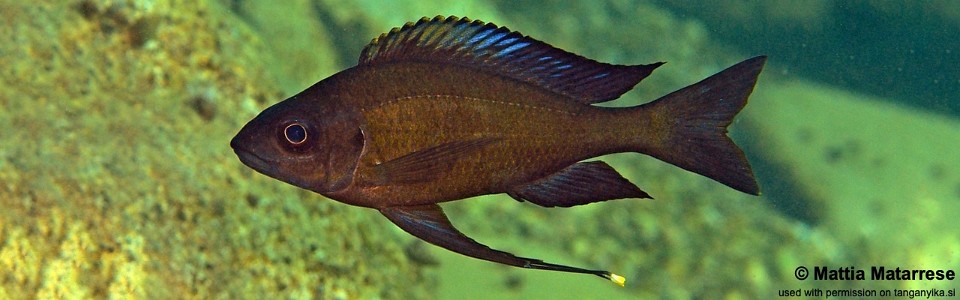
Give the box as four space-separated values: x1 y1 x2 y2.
0 1 432 299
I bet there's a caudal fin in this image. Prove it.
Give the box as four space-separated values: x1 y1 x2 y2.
638 56 766 195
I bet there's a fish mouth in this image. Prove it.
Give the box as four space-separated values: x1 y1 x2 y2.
233 148 272 174
231 137 275 175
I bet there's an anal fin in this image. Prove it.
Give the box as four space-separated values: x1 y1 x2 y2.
380 204 624 285
508 161 651 207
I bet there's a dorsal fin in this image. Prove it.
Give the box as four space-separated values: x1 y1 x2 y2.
359 16 664 104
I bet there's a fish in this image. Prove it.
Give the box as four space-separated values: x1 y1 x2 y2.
230 15 766 287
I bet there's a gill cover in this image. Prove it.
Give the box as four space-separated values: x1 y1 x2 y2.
307 104 366 193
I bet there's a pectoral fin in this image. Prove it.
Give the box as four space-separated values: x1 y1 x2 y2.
373 138 499 185
508 161 651 207
379 204 625 285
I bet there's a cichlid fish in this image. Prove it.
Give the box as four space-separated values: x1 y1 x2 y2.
231 16 765 286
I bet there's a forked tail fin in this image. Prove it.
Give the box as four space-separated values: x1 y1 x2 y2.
637 56 766 195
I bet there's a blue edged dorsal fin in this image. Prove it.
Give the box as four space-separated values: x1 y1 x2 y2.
359 16 664 104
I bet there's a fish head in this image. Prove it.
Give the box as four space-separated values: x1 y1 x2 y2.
231 92 365 194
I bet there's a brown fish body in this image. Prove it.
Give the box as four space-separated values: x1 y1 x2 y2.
231 16 766 285
322 62 647 208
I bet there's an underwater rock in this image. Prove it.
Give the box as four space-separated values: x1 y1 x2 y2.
226 0 342 95
0 1 432 299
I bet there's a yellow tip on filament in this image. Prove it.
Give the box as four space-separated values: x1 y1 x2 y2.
609 273 626 287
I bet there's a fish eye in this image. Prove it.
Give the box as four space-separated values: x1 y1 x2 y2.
283 123 307 145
